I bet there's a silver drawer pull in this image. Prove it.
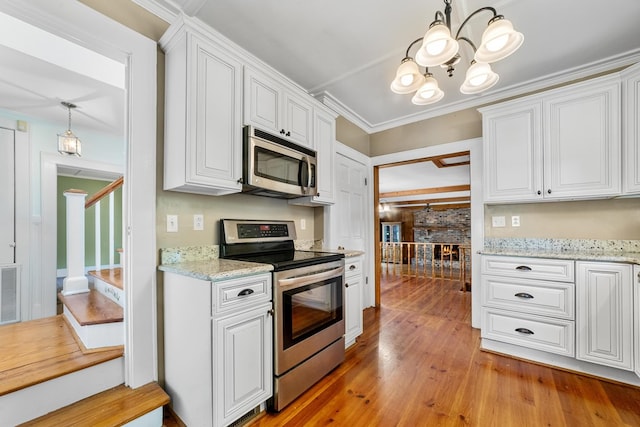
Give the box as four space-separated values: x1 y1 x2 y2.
514 292 534 299
515 265 532 271
237 288 254 297
515 327 534 335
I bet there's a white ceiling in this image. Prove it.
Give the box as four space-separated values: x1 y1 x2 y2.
138 0 640 133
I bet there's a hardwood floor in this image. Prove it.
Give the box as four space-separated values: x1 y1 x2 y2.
248 273 640 426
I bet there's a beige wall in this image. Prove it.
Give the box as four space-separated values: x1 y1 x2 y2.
485 198 640 240
369 108 482 156
336 116 370 155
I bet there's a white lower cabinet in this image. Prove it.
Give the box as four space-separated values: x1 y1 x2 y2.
344 256 363 348
482 255 640 385
634 265 640 379
481 256 576 356
576 261 633 371
163 272 273 427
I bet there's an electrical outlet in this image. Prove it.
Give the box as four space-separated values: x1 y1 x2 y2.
511 216 521 227
167 215 178 232
193 214 204 231
300 219 306 230
491 216 506 228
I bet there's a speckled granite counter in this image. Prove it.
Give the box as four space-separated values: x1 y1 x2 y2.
159 245 273 281
482 238 640 264
159 258 273 281
310 248 365 258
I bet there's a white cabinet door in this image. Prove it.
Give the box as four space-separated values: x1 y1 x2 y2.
244 67 280 134
576 261 633 370
244 67 313 147
344 256 363 348
543 79 621 199
482 100 543 202
214 303 273 427
282 91 313 148
163 27 243 195
622 63 640 194
312 109 335 203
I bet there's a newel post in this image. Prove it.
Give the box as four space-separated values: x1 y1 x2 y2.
62 189 89 295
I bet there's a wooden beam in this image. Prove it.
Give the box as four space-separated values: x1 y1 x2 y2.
377 151 470 169
390 203 471 211
385 196 470 206
380 184 470 199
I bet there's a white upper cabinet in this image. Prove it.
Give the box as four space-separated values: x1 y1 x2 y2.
543 78 620 199
482 100 543 202
161 18 244 196
481 74 621 203
245 66 313 148
622 62 640 194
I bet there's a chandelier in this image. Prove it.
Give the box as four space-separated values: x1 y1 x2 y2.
57 101 82 156
390 0 523 105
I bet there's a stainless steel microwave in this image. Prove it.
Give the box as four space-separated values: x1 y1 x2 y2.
242 126 317 198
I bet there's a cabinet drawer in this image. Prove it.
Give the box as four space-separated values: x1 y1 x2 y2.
482 275 574 319
345 258 362 278
482 256 574 282
214 273 272 314
481 308 575 357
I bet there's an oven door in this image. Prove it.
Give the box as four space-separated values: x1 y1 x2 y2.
247 135 317 197
273 260 344 376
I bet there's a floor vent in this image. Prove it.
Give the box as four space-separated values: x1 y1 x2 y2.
0 264 19 324
229 405 260 427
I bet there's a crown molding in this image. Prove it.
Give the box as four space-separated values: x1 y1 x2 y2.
131 0 179 23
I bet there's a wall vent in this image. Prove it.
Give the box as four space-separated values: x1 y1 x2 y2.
0 264 20 324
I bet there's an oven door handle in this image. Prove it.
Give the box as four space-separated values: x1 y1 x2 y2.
278 266 344 290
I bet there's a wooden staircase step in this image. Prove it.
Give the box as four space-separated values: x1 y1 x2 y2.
0 315 123 396
58 289 123 326
18 382 170 427
88 268 123 290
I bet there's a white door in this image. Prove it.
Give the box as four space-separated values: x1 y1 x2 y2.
0 127 14 264
333 153 366 251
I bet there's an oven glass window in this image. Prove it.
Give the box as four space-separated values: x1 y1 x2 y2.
254 147 316 187
283 276 343 349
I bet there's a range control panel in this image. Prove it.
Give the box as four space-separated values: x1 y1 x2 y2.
238 223 289 239
221 219 297 244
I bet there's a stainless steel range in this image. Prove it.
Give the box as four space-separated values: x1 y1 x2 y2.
220 219 345 411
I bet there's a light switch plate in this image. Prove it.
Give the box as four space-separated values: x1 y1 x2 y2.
511 216 521 227
167 215 178 232
492 216 506 227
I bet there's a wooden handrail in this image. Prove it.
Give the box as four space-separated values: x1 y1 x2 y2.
85 176 123 209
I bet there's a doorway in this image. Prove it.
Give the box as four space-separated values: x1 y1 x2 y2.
371 138 484 328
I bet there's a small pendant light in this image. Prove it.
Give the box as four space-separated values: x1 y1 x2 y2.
57 101 81 156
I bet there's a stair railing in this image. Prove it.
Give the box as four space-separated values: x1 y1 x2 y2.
85 176 123 270
62 177 123 296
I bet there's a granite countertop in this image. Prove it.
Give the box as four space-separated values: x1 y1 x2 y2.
481 238 640 264
159 258 273 281
310 248 366 258
480 247 640 264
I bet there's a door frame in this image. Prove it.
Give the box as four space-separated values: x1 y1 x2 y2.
0 0 158 387
371 137 483 328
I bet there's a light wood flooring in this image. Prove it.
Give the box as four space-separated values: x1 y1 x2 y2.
248 273 640 426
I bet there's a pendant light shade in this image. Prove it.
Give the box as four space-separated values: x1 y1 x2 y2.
57 102 82 156
474 16 524 63
415 23 459 67
390 0 522 105
412 74 445 105
460 61 499 94
390 58 425 94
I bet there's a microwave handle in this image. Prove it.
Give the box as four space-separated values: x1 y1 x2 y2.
301 156 312 195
